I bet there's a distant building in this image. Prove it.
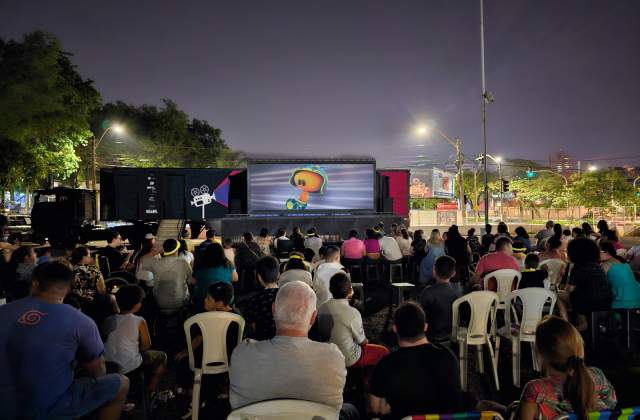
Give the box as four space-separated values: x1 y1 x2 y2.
548 150 576 175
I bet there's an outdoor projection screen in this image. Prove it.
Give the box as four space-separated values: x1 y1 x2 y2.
248 161 375 213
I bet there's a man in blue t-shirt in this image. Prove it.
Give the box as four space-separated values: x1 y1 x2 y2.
0 261 129 419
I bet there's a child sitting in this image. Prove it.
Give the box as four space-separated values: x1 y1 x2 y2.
102 285 167 395
518 254 549 289
512 241 527 270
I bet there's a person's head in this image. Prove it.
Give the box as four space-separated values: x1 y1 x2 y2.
69 246 93 266
428 229 442 243
348 229 358 239
324 245 340 263
433 255 456 282
285 253 307 271
329 271 352 299
256 256 280 286
10 245 37 266
599 241 625 263
545 220 554 229
32 261 74 298
303 248 315 262
512 240 526 255
447 225 461 239
274 281 317 334
106 230 122 246
162 238 181 257
205 281 234 311
276 228 286 238
553 223 563 238
139 238 155 257
596 219 609 233
515 226 528 239
563 229 571 237
572 227 583 238
441 232 448 241
390 223 398 233
243 232 254 243
497 222 508 235
545 236 563 252
413 229 424 242
115 284 145 314
485 223 493 234
259 227 269 238
292 226 302 237
467 227 476 238
378 221 385 230
144 233 156 247
178 239 188 255
317 246 327 260
393 302 427 344
401 228 410 240
206 229 216 240
366 228 376 239
201 242 230 268
581 222 593 235
36 246 52 258
222 237 233 249
535 316 594 418
63 237 78 256
495 237 513 254
307 227 317 237
567 237 600 265
524 253 540 270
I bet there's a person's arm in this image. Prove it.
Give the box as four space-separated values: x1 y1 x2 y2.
514 401 538 420
231 269 239 283
95 273 107 295
139 318 152 352
368 394 391 416
175 335 203 361
83 355 107 378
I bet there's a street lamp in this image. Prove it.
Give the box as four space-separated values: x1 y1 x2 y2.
91 123 125 191
416 124 465 221
588 165 598 172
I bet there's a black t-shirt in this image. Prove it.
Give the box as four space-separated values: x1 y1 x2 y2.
518 270 547 289
99 246 125 272
370 343 462 419
419 283 461 341
244 288 278 340
480 233 495 254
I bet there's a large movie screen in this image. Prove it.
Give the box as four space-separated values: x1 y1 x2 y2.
248 162 375 213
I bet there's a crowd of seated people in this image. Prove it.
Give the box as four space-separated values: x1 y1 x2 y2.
1 215 639 419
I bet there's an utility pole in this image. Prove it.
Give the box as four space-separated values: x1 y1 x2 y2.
480 0 490 226
455 138 465 224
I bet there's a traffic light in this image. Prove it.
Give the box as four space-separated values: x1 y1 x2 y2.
526 167 535 178
502 179 510 193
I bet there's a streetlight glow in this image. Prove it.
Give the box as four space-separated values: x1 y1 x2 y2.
112 123 125 135
416 125 428 136
588 165 598 172
494 156 502 163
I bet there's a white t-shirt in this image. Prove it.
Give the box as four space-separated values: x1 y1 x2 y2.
394 236 412 256
313 261 345 306
304 236 323 257
379 236 403 261
102 313 143 373
317 298 366 366
278 269 313 287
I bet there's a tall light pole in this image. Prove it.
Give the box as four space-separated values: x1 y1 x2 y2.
91 123 124 221
416 125 465 223
476 154 502 220
480 0 492 226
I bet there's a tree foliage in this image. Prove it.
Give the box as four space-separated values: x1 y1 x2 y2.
0 31 101 189
93 100 243 170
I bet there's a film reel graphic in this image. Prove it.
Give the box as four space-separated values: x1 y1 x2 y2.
190 185 215 220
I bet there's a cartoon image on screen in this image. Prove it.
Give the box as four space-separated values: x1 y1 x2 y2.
285 165 328 210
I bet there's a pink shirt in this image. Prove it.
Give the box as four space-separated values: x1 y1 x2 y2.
342 238 366 259
475 251 520 278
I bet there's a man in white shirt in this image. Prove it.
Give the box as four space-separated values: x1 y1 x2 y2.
304 227 323 257
230 281 358 419
379 234 403 263
147 239 192 312
318 272 389 369
313 246 345 306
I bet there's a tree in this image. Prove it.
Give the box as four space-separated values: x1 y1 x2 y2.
93 100 243 171
569 169 635 209
0 31 101 191
510 174 567 208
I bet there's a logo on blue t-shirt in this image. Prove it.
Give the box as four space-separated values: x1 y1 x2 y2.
17 310 48 325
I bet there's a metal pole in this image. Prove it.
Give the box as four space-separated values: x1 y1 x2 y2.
456 138 465 224
91 136 97 191
473 166 479 222
480 0 489 226
498 161 503 221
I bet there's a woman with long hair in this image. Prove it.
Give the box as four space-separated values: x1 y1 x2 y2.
256 227 272 256
515 316 616 419
364 228 381 261
418 229 446 285
444 225 472 287
178 239 194 268
514 226 532 253
395 228 412 258
193 242 237 310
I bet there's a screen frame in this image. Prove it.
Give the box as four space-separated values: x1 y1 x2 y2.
247 159 377 216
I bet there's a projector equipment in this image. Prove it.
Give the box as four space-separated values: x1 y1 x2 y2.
190 185 216 220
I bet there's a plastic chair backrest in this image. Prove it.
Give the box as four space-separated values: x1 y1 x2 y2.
452 291 498 341
403 410 505 420
483 269 522 305
505 288 557 337
276 239 294 260
539 258 566 287
227 399 338 420
184 311 245 375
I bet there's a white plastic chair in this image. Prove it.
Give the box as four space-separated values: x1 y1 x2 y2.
184 311 245 420
498 288 556 387
539 258 566 289
227 399 339 420
451 291 500 391
482 269 522 310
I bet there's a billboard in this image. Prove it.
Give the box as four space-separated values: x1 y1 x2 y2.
248 161 375 213
409 168 455 199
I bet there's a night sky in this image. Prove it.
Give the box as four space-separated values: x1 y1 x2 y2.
2 0 639 169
